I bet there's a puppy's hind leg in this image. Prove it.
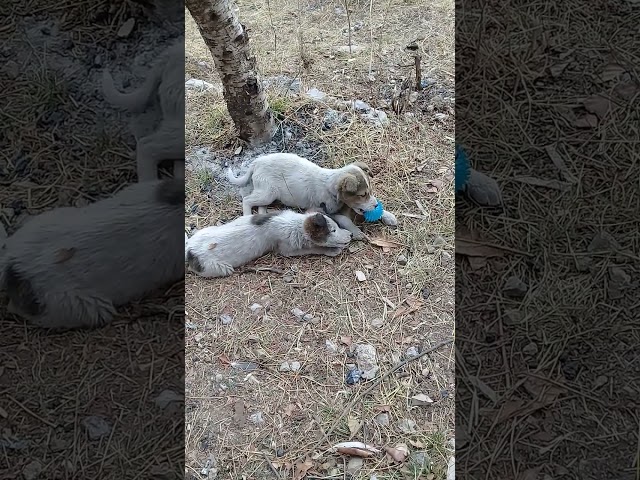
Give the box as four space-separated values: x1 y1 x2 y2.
241 190 277 216
28 290 117 331
136 124 184 182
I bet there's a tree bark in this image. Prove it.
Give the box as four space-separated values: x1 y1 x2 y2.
186 0 274 145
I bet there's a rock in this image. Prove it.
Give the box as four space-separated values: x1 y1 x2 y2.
303 313 314 322
355 270 367 282
346 457 363 474
410 451 431 473
325 340 339 353
405 346 419 358
283 274 294 283
306 88 328 101
219 314 233 325
593 375 608 388
249 303 263 314
434 113 449 121
50 437 68 452
280 361 301 372
262 75 301 93
185 321 197 329
323 109 346 129
610 266 630 285
292 308 305 319
346 368 362 385
503 276 528 298
153 390 183 409
93 54 102 67
355 344 379 379
421 78 437 88
397 418 416 434
194 333 204 343
374 413 389 426
3 60 19 79
352 99 371 112
441 251 452 262
409 92 419 103
117 18 135 38
575 256 592 272
22 460 42 480
433 236 446 246
82 416 111 440
447 456 455 480
248 411 265 425
370 317 384 328
397 254 408 265
186 79 215 91
523 342 538 356
588 232 620 252
361 109 389 127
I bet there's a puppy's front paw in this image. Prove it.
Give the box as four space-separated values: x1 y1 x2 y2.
381 211 398 228
325 247 343 257
351 230 367 241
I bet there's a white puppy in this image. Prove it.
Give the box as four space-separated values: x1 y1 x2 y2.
226 153 398 240
0 179 184 330
102 40 184 182
185 210 352 278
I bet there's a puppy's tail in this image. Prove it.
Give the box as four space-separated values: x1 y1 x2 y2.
226 164 254 187
101 67 162 113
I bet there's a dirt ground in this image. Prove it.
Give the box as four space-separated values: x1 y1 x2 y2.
184 0 455 478
456 1 640 478
0 1 184 478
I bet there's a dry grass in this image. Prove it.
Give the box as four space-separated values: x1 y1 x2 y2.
456 0 640 478
185 0 455 478
0 2 184 478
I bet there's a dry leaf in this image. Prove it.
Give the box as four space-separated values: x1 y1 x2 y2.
393 297 424 319
283 403 296 417
601 63 626 82
468 376 498 403
384 443 409 463
218 354 231 365
373 404 391 413
340 336 352 346
410 394 434 406
614 81 640 100
549 61 569 77
208 243 217 250
409 439 425 449
583 94 611 118
54 247 76 264
369 238 404 250
574 114 598 128
332 442 380 457
347 416 360 437
455 239 504 257
467 256 487 270
293 458 314 480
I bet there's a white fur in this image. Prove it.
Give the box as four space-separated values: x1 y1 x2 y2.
185 210 352 278
227 153 398 239
0 179 184 330
102 40 184 182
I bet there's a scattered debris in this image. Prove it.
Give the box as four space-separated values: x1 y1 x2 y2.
325 340 339 354
405 346 420 359
306 87 328 101
248 411 265 425
397 254 408 265
219 314 233 325
230 361 259 372
355 270 367 282
279 361 301 372
397 418 417 434
384 443 409 463
410 394 434 406
374 412 390 426
503 276 528 298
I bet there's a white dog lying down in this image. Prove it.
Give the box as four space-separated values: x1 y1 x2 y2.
0 179 184 330
226 153 398 240
185 210 352 278
102 40 184 182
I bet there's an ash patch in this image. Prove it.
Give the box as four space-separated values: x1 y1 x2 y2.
186 120 327 193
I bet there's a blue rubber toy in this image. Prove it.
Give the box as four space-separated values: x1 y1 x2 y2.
363 201 384 222
455 144 471 193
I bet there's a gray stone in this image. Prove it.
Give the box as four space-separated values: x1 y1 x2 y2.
346 457 363 475
355 344 379 379
397 254 408 265
503 276 528 298
433 236 446 246
374 413 389 425
219 314 233 325
405 347 419 359
352 99 371 112
292 308 305 319
249 411 265 425
186 79 215 91
325 340 339 353
523 342 538 356
306 88 328 101
410 451 431 473
117 18 135 38
22 460 42 480
153 390 183 409
361 109 389 127
82 416 111 440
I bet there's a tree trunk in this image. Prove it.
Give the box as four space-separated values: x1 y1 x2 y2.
186 0 274 145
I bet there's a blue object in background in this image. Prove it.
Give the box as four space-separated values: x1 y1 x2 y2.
363 201 384 222
455 144 471 192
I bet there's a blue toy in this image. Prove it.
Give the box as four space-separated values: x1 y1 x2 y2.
363 201 384 222
455 144 471 193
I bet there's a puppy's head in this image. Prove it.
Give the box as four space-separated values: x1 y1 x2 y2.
336 166 378 215
303 212 352 248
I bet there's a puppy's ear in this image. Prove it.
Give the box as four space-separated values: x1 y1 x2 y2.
304 212 330 241
338 173 359 194
353 162 373 177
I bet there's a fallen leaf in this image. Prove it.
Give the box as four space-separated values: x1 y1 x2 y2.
54 248 76 264
601 63 626 82
208 243 217 250
392 298 424 319
425 185 439 193
517 466 543 480
347 416 360 437
283 403 296 417
384 443 409 463
409 439 426 449
218 354 231 365
340 336 352 346
574 114 598 128
583 94 611 118
293 458 314 480
467 256 487 270
468 376 498 403
427 179 443 190
232 399 245 425
455 239 505 257
332 441 380 457
373 404 391 413
614 81 640 101
369 237 404 251
410 394 434 406
355 270 367 282
549 61 569 77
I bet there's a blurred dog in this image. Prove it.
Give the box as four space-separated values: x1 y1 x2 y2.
185 210 352 278
0 179 184 330
227 153 398 240
102 41 184 182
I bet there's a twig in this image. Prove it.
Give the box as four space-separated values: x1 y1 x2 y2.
262 452 283 480
8 395 57 428
414 54 422 90
265 0 277 53
319 338 454 443
239 267 285 275
342 0 352 54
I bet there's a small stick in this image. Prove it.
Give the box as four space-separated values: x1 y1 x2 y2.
8 395 57 428
414 54 422 91
262 452 283 480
